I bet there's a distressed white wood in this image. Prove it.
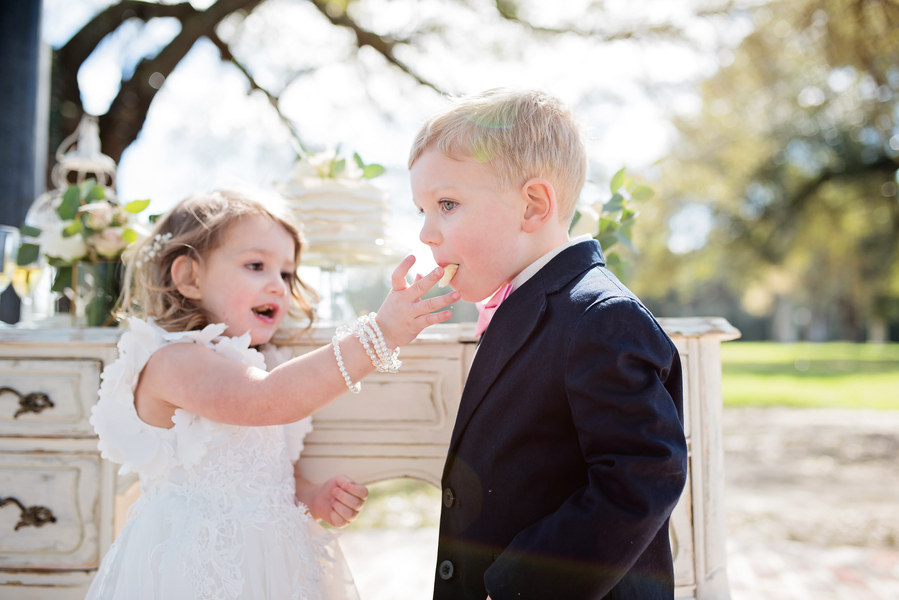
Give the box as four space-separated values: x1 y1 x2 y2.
0 332 117 598
0 448 101 569
0 359 101 437
0 317 738 599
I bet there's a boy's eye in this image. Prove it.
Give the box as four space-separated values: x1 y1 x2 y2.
439 200 457 212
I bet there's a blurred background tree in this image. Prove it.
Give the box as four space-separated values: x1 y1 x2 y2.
51 0 705 164
46 0 899 341
629 0 899 342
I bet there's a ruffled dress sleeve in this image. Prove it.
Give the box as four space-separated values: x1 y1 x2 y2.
259 343 314 463
89 317 267 484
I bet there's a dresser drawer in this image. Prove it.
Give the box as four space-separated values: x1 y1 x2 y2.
0 358 102 437
0 449 101 570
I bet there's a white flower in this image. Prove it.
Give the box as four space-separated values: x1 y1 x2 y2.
90 227 129 259
40 221 88 262
78 201 115 230
570 204 600 237
292 150 365 179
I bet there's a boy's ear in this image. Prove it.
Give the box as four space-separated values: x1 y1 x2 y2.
520 178 557 233
171 255 202 300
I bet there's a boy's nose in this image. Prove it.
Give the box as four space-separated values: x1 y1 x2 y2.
419 219 441 246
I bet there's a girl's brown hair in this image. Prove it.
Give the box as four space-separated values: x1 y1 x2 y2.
118 189 316 332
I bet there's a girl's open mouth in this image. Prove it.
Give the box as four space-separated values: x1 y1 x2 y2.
251 305 278 322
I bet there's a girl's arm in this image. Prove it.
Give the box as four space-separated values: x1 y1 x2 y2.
135 261 459 428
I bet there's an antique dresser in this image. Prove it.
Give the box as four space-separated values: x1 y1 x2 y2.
0 318 738 599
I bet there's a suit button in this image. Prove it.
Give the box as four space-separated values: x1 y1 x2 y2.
443 487 455 508
438 560 454 580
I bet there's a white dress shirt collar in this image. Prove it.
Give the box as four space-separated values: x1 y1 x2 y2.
509 234 593 293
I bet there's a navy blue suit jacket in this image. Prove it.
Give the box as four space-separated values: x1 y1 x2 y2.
433 240 688 600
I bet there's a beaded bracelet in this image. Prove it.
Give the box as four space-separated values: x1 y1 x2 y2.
356 313 401 373
332 328 361 394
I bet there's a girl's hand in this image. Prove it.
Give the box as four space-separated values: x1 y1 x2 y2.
299 474 369 528
376 255 461 349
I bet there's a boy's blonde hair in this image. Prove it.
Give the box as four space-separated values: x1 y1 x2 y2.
408 88 587 222
118 189 316 333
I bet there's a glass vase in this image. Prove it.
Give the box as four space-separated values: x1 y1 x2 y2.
69 261 123 327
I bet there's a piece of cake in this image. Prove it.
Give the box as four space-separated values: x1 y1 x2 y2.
438 264 458 287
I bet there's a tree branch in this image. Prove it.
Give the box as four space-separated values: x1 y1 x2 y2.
206 30 310 154
307 0 446 95
79 0 264 162
733 153 899 263
491 0 701 41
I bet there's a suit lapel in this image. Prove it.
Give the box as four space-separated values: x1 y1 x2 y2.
447 276 547 457
444 240 607 468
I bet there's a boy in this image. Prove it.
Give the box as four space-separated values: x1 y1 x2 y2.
409 89 688 600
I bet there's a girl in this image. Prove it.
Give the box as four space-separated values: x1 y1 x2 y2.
85 189 459 600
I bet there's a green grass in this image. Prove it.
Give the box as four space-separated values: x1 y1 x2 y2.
721 342 899 409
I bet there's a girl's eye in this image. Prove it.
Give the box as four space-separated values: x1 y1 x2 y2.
281 272 293 282
247 262 263 271
439 200 457 212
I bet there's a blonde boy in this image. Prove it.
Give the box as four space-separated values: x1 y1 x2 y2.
410 89 688 600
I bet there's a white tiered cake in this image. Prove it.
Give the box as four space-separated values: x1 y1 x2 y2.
277 155 399 268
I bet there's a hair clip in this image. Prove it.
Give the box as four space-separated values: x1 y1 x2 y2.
135 232 173 268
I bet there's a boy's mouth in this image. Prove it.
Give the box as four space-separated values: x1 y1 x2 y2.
251 304 278 322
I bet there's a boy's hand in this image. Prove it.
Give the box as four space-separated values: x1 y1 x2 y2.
301 474 368 528
376 255 460 349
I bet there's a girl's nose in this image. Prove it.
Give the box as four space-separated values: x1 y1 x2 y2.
267 273 289 295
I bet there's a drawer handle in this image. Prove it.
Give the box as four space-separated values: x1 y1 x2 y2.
0 496 57 530
0 386 54 418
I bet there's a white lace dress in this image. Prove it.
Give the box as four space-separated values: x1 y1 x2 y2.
85 317 360 600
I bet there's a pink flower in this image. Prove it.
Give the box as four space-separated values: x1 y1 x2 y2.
78 201 116 230
90 227 128 259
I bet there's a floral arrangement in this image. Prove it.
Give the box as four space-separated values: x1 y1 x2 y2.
22 179 150 293
290 148 386 180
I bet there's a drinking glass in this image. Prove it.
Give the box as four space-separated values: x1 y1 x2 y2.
12 243 45 327
0 226 20 295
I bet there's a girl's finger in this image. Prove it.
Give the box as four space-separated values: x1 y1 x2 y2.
331 499 360 523
337 479 369 501
329 509 348 528
422 291 461 314
408 266 444 298
390 255 416 291
418 310 453 327
332 486 366 511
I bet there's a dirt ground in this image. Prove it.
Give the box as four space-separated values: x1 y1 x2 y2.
723 408 899 549
339 407 899 599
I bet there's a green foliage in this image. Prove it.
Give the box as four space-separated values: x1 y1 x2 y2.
631 0 899 338
125 199 150 213
573 167 655 280
353 152 386 179
16 243 40 266
20 225 42 238
51 265 72 293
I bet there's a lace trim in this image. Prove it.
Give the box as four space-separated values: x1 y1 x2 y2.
90 317 265 483
155 427 331 600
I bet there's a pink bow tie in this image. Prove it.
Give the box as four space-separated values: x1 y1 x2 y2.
475 283 513 336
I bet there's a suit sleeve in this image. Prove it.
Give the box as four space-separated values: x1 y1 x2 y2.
484 296 689 600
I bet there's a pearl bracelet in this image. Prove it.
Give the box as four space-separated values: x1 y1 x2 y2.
356 313 401 373
332 329 361 394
